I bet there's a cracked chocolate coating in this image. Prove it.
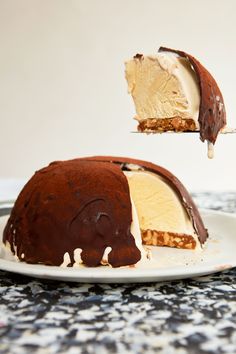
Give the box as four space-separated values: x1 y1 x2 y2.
158 46 226 144
3 160 141 267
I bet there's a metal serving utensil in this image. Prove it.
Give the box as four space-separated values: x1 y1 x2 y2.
131 127 236 134
131 127 236 159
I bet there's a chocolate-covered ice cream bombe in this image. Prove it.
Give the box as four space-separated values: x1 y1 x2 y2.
3 157 208 268
125 47 226 158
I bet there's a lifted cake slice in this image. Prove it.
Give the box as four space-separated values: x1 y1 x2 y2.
125 47 227 158
125 52 200 132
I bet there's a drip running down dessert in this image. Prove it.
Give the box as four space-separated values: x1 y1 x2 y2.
125 47 227 158
3 157 208 268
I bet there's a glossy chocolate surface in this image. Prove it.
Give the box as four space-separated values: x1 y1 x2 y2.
3 160 141 267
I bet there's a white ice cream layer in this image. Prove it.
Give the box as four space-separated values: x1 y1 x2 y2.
125 53 200 127
124 169 201 249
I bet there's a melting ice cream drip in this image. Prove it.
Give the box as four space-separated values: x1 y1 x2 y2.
207 141 214 159
129 196 149 262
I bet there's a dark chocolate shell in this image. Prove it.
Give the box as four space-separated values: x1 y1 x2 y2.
3 159 141 267
158 47 226 144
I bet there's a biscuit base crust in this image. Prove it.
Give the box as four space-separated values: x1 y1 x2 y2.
137 117 197 132
142 229 197 249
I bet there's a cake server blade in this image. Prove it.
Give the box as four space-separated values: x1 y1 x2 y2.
131 127 236 134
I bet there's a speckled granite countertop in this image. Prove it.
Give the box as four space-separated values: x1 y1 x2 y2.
0 193 236 354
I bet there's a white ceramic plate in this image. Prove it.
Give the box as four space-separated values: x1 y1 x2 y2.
0 210 235 283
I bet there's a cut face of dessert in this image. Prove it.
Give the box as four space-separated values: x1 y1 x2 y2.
83 156 209 250
124 170 199 249
125 53 200 132
125 47 227 158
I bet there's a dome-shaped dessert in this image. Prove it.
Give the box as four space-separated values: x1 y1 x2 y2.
3 157 208 267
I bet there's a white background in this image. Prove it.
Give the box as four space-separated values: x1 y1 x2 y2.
0 0 236 191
